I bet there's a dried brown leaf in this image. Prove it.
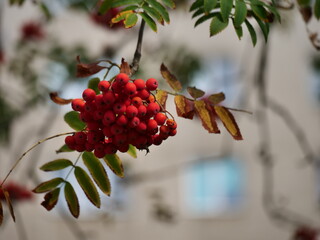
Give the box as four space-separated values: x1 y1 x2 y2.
50 92 73 105
155 90 168 110
174 95 195 119
120 58 131 75
299 7 312 23
41 188 60 211
4 190 15 222
194 100 220 133
160 63 182 92
187 86 205 99
214 106 243 140
207 92 225 105
76 56 106 78
0 197 3 226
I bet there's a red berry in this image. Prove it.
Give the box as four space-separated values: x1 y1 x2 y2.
132 96 142 107
102 126 113 138
72 99 85 112
75 144 86 152
118 144 129 153
116 115 128 126
103 110 116 125
84 101 97 112
98 80 110 92
166 119 177 129
137 89 150 100
95 94 107 109
87 121 100 130
147 119 158 132
160 125 170 139
169 129 177 136
147 102 160 115
65 135 75 146
124 82 137 96
105 143 117 154
115 73 130 85
111 81 123 94
111 124 124 135
74 132 87 145
128 116 140 128
94 149 106 158
126 105 138 118
152 135 163 146
113 102 126 115
79 111 93 122
114 133 127 145
133 79 145 90
103 91 116 105
146 78 158 91
154 113 167 125
136 122 147 133
138 105 147 117
82 88 96 102
87 130 104 144
93 110 104 120
85 142 95 152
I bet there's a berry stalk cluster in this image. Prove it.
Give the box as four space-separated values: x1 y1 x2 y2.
65 73 177 158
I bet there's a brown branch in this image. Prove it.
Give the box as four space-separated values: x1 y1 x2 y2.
130 20 145 75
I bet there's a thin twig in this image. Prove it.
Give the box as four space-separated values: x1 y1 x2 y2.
0 132 75 188
130 20 146 75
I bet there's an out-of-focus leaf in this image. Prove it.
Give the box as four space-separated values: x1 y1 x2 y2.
194 100 220 133
64 111 86 131
0 197 3 225
40 159 73 172
127 144 137 158
138 12 158 32
220 0 233 22
76 57 106 78
4 191 15 222
300 7 312 23
124 13 139 28
74 167 101 208
120 59 132 75
88 78 100 94
145 0 170 23
253 15 269 42
141 5 164 24
33 178 64 193
315 0 320 20
56 144 74 154
204 0 217 13
245 19 257 46
50 92 73 105
103 154 124 178
41 188 60 211
161 0 176 9
251 0 268 21
64 182 79 218
160 63 182 92
192 8 205 18
174 95 195 119
187 87 205 99
190 0 204 11
297 0 310 6
214 106 243 140
40 3 52 21
110 0 143 8
82 152 111 196
111 10 134 23
234 24 243 39
155 90 168 109
210 14 229 36
99 0 112 14
207 92 225 104
195 12 218 27
234 0 247 27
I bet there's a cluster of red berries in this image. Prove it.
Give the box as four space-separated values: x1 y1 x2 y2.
65 73 177 158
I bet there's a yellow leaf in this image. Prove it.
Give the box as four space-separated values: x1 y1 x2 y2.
160 63 182 92
174 95 195 119
155 90 168 109
194 100 220 133
111 10 134 24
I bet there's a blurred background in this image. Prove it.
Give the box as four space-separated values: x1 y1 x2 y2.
0 0 320 239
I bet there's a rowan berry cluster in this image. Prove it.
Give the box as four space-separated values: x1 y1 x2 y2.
65 73 177 158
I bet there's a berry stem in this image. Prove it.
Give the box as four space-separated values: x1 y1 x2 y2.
130 19 145 75
0 131 75 188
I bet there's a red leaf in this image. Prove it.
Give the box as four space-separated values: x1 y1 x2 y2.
50 92 73 105
76 56 106 78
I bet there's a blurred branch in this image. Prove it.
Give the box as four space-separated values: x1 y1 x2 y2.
130 20 145 75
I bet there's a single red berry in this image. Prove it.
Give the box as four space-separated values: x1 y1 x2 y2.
136 122 147 133
95 94 107 109
111 124 124 135
118 144 129 153
111 81 123 94
102 126 113 138
95 143 105 152
74 132 87 145
85 142 95 152
137 89 150 100
169 129 177 136
126 105 138 118
154 113 167 125
113 102 126 115
72 99 85 112
87 121 100 131
132 96 142 107
160 125 170 139
147 95 155 103
115 73 130 85
147 102 160 115
98 80 110 92
103 91 116 105
75 144 86 152
152 134 163 146
146 78 158 91
147 119 158 132
103 110 116 125
94 149 106 158
134 135 148 149
114 133 127 146
105 143 117 154
93 109 104 120
166 119 177 129
127 130 139 143
84 101 97 113
79 111 93 122
87 130 104 144
124 82 137 96
138 105 147 117
65 135 75 145
133 79 146 90
82 88 96 102
116 115 128 126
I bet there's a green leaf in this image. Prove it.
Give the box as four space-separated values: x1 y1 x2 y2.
204 0 217 13
210 14 229 36
39 3 52 21
56 144 74 154
99 0 113 14
145 0 170 23
122 5 140 11
139 12 158 32
220 0 233 22
253 14 269 42
297 0 310 6
127 144 137 158
103 154 124 178
112 10 134 23
64 182 80 218
82 152 111 196
187 86 205 99
88 78 100 94
234 0 247 27
195 12 218 27
124 13 139 28
192 8 205 18
74 166 101 208
40 159 73 172
142 5 164 24
244 19 257 46
64 111 86 131
161 0 176 9
315 0 320 20
111 0 143 8
262 3 281 22
41 188 60 211
190 0 204 11
233 21 243 39
33 178 64 193
251 0 268 21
